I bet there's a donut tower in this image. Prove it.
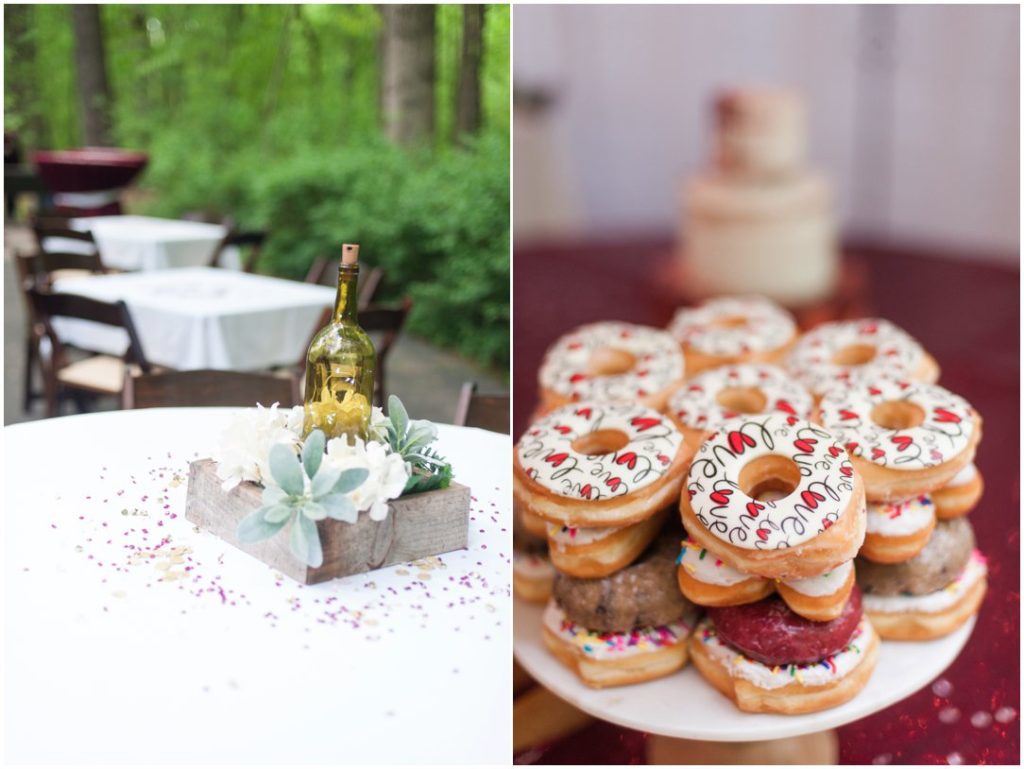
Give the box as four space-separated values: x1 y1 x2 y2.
514 296 986 715
681 87 839 305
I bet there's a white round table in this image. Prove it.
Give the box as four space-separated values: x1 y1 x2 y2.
4 409 511 764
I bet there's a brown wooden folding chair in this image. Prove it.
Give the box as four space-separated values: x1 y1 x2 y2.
208 229 267 272
123 369 300 409
27 287 151 417
304 257 384 310
453 381 510 434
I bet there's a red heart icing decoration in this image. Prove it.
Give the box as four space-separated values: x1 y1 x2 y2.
546 452 568 467
801 490 825 509
868 386 882 396
554 425 571 435
829 445 842 458
756 528 770 541
616 452 638 470
575 407 593 419
892 435 913 451
606 477 622 491
709 489 733 505
656 454 670 466
746 501 764 517
871 448 886 460
630 416 661 432
839 409 859 421
579 484 595 499
728 431 756 454
775 399 797 415
569 373 587 383
794 438 817 454
934 407 962 424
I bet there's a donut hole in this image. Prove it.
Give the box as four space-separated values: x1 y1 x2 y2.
572 429 630 456
832 343 877 367
738 455 801 502
710 315 749 330
870 400 925 430
716 386 768 414
586 347 637 377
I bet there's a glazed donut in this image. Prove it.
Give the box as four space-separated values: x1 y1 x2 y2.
546 508 669 578
932 463 984 519
513 549 555 604
677 538 854 622
542 600 699 688
667 364 814 456
860 495 936 564
544 533 701 687
690 592 879 714
668 296 798 375
537 321 686 412
515 402 692 527
861 550 987 641
817 379 982 503
680 414 866 579
787 318 939 399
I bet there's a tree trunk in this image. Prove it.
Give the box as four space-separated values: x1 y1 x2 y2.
71 4 114 146
4 4 49 149
379 4 436 147
454 5 485 142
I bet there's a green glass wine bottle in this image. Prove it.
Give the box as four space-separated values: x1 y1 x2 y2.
303 244 376 440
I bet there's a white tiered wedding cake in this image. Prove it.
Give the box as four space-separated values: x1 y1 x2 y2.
682 87 838 305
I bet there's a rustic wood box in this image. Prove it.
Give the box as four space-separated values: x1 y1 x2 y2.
185 459 470 584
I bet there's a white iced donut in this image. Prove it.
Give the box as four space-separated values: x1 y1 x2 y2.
786 318 939 398
668 296 798 375
677 536 855 621
538 321 685 412
817 379 981 502
515 402 692 527
668 364 814 454
860 495 937 564
680 414 865 579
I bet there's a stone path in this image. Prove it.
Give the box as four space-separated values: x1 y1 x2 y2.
4 224 507 426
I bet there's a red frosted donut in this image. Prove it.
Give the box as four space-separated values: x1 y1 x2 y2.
708 587 862 666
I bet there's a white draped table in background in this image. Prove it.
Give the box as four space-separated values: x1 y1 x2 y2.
69 215 239 271
4 409 511 764
52 267 335 370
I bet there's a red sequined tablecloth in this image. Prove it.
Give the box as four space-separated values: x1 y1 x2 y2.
512 239 1019 766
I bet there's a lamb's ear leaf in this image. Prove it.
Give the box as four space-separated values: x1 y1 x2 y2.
289 514 323 568
262 504 292 523
237 508 288 543
302 430 325 478
332 467 369 495
310 464 341 497
388 395 409 441
320 493 357 523
269 443 304 496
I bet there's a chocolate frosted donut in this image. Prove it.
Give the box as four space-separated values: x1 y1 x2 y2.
553 531 693 633
857 517 975 596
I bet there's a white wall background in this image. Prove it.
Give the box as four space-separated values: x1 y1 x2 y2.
513 4 1019 262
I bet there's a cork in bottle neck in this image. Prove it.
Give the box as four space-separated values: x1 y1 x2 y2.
341 244 360 266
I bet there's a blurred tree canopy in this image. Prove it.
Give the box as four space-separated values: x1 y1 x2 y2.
4 4 510 371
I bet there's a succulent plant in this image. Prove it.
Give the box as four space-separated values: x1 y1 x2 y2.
236 429 368 568
381 395 452 494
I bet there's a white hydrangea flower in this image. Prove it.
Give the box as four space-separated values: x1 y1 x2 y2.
213 403 304 490
323 436 411 521
367 406 391 443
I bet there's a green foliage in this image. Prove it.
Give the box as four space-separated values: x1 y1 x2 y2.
377 395 453 495
237 431 370 568
3 4 510 371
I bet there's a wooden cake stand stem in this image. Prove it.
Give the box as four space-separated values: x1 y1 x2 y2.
646 730 838 765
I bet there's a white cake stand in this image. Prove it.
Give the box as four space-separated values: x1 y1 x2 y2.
515 598 975 761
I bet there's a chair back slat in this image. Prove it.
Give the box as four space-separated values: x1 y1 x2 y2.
209 229 267 272
123 369 299 409
27 288 151 372
304 258 384 309
454 381 510 434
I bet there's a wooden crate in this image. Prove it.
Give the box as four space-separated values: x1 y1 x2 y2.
185 459 470 584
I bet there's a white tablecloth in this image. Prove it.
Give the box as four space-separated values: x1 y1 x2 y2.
68 215 239 271
4 409 511 764
52 267 335 370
